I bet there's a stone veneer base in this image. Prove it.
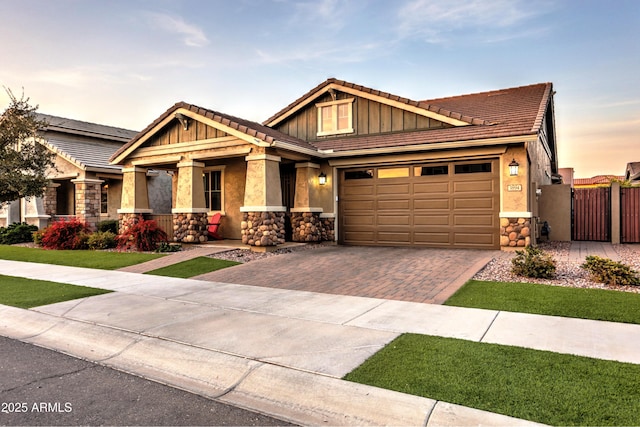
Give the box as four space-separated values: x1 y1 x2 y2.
241 212 285 246
173 212 208 243
500 217 531 247
291 212 335 243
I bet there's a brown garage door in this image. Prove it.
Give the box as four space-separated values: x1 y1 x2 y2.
339 159 500 249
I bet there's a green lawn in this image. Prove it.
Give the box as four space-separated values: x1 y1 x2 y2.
145 257 240 278
345 334 640 426
445 280 640 324
0 274 111 308
0 245 164 270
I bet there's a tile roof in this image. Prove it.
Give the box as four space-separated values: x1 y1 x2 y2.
111 102 315 163
37 113 137 142
312 82 553 153
44 138 124 171
573 175 625 186
263 78 493 126
35 114 135 172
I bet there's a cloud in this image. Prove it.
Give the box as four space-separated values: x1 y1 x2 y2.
396 0 550 44
145 12 209 47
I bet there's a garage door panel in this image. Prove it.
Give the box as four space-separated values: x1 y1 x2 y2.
413 232 451 244
454 198 495 210
414 182 449 194
378 199 410 210
343 215 374 226
414 214 451 226
377 183 410 194
342 200 375 211
414 198 450 210
454 180 495 193
344 185 374 196
377 232 412 243
454 214 496 226
378 215 410 225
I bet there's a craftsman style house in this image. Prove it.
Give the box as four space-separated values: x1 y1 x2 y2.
0 114 171 230
110 78 559 250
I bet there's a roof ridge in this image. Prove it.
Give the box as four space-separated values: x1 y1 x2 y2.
264 78 488 127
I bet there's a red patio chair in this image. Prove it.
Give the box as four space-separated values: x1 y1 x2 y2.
207 212 223 240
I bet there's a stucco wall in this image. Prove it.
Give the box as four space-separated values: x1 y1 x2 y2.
219 158 246 239
538 184 572 241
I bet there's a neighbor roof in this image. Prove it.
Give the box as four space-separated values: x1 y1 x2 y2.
36 114 136 172
37 113 137 142
573 175 624 186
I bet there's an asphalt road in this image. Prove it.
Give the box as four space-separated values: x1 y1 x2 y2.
0 336 293 426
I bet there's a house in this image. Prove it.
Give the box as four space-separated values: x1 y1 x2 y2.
625 162 640 185
110 78 559 250
0 114 172 230
573 175 625 188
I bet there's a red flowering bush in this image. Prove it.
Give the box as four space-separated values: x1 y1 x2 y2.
39 218 90 250
117 219 168 252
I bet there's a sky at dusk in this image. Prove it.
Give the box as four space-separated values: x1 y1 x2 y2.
1 0 638 178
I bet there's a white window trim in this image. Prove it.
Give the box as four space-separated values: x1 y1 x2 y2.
203 166 225 215
316 98 355 136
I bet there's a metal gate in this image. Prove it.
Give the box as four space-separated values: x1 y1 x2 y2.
572 187 610 241
621 187 640 243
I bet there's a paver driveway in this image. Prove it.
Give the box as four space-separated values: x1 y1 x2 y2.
195 245 497 304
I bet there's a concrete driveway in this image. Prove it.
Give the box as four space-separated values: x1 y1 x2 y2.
195 245 496 304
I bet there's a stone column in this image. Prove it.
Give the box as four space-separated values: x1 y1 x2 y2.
290 162 331 242
172 160 208 243
71 178 103 230
241 154 286 248
118 167 152 234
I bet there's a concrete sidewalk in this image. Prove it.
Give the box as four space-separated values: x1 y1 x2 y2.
2 260 639 425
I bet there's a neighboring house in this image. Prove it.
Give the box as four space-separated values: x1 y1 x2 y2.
110 78 559 250
625 162 640 185
573 175 625 188
0 114 172 230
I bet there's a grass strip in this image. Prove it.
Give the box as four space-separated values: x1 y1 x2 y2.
0 274 111 308
0 245 164 270
445 280 640 324
145 257 240 278
345 334 640 426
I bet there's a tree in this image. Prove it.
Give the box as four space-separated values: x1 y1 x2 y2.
0 89 55 204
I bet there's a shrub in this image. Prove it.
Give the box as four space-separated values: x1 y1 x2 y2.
97 219 119 234
117 219 168 252
581 256 640 286
511 246 557 279
0 222 38 244
87 231 117 250
155 242 182 253
39 218 90 250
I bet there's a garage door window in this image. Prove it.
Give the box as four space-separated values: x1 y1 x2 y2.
455 162 492 174
345 170 374 180
415 165 449 176
378 167 409 178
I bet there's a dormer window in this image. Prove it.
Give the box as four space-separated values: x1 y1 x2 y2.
316 98 354 136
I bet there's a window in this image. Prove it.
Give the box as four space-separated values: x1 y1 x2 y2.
203 170 222 211
100 182 109 214
454 162 492 174
316 98 354 136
